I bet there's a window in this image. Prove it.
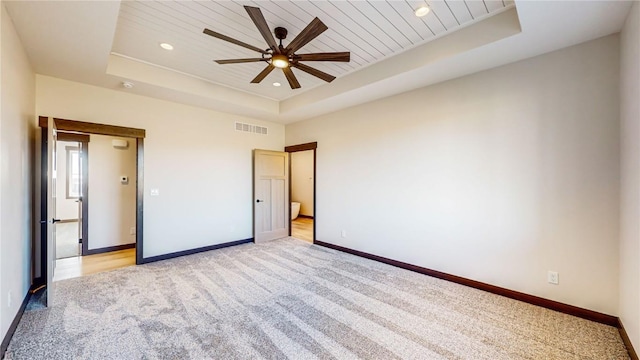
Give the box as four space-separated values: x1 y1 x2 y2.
66 146 80 199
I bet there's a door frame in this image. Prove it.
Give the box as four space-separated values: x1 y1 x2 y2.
284 142 317 243
38 117 146 282
56 132 90 256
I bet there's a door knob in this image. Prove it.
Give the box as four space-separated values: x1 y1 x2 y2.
256 199 263 203
40 219 61 224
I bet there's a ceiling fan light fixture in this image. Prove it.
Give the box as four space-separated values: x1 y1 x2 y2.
271 54 289 68
415 6 430 17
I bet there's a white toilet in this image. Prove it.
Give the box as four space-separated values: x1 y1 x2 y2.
291 202 301 220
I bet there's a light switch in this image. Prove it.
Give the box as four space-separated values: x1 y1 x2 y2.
150 188 159 196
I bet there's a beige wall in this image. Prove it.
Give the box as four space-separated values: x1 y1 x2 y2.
36 75 285 258
87 135 136 250
291 150 314 216
619 1 640 350
0 4 35 340
55 140 80 220
286 35 621 315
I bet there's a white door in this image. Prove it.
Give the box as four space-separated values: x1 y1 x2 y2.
254 150 289 242
47 117 58 306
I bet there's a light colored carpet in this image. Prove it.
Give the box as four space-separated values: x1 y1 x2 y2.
55 222 79 259
6 238 629 359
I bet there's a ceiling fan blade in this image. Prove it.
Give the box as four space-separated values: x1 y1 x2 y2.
286 18 328 54
215 58 266 65
251 64 276 83
283 67 301 89
244 6 278 51
292 63 336 83
294 52 350 62
203 28 267 54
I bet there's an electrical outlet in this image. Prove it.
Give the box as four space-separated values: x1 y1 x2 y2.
341 230 347 238
547 271 559 285
129 227 136 235
7 291 12 308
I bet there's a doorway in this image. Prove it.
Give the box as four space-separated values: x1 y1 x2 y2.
37 117 145 298
52 133 138 281
285 142 317 243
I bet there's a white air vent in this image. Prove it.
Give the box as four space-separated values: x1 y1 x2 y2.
235 122 268 135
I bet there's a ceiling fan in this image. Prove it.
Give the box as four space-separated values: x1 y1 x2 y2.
203 6 350 89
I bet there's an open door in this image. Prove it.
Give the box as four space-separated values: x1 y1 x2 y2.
77 142 85 256
254 149 289 242
77 194 82 255
46 117 59 306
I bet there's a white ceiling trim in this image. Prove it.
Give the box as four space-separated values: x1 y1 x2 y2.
106 53 279 117
110 51 281 102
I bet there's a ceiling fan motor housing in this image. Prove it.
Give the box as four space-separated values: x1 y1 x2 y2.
274 27 288 41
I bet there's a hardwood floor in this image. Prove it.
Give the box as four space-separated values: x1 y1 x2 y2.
292 217 313 242
53 248 136 282
53 219 311 282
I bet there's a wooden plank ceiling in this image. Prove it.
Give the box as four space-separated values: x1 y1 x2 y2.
112 0 514 100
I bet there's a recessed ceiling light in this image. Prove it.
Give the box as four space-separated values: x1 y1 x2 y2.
273 82 281 87
415 6 430 17
159 42 174 51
